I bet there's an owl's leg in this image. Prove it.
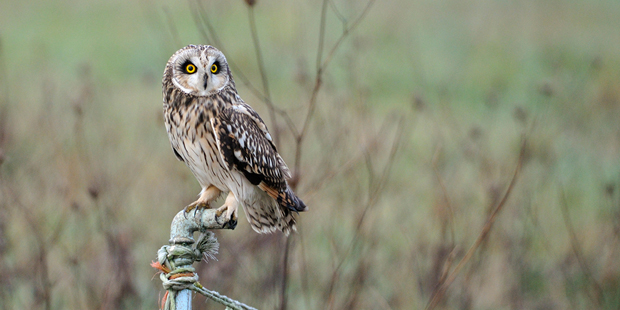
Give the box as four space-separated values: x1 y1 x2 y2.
184 185 221 215
215 192 238 225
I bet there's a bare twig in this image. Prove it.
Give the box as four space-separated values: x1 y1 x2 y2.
323 117 405 309
298 229 311 310
301 150 367 203
186 0 212 43
328 0 348 29
359 118 404 228
0 36 9 104
293 0 377 181
0 176 65 310
432 147 456 245
315 0 329 73
279 236 292 310
190 0 223 48
247 5 279 146
425 138 527 310
560 186 604 306
162 6 182 48
318 0 376 71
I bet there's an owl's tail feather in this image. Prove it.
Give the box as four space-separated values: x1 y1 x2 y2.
279 208 297 236
258 182 308 212
278 186 307 213
244 197 297 236
255 182 306 235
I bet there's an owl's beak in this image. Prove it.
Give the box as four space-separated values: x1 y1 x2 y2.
203 74 208 89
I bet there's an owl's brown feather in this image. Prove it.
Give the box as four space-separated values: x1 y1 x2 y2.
210 104 306 212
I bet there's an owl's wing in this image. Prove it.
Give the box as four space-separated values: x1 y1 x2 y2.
210 103 305 211
211 103 290 183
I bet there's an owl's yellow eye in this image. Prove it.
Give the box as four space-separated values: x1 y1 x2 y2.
185 63 196 74
211 64 218 73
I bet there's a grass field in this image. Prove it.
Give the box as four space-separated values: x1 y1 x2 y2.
1 0 620 309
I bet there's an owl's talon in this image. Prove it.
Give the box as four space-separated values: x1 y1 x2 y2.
223 218 237 230
216 192 238 227
215 205 238 222
184 201 209 218
183 186 222 217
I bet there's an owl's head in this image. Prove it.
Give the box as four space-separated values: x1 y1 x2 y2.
166 45 234 96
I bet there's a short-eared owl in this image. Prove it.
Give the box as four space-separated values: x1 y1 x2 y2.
162 45 306 235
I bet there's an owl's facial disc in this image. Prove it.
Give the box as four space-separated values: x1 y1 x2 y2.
172 51 228 97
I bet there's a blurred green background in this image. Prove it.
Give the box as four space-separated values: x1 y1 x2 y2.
1 0 620 309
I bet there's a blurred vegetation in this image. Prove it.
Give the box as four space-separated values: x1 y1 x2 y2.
1 0 620 309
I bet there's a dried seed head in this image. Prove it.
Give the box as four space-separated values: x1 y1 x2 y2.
605 183 615 197
88 184 100 200
244 0 256 6
412 94 426 111
513 106 528 124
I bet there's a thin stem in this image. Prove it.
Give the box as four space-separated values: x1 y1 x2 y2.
247 5 279 146
187 0 211 43
323 118 404 308
328 0 348 28
0 36 9 104
279 236 291 310
560 186 604 306
293 0 377 180
425 138 527 310
432 147 456 246
247 6 272 105
192 0 222 47
162 6 181 48
319 0 376 71
316 0 329 72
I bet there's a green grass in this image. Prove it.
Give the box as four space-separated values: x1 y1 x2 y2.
1 0 620 309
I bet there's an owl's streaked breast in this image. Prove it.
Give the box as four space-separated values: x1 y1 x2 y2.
164 99 234 192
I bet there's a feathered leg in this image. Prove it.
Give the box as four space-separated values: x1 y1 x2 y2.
184 185 221 214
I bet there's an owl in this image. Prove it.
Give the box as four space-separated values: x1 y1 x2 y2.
162 44 307 235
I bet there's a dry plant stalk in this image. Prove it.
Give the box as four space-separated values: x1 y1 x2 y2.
560 187 605 306
425 138 527 310
324 116 405 310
